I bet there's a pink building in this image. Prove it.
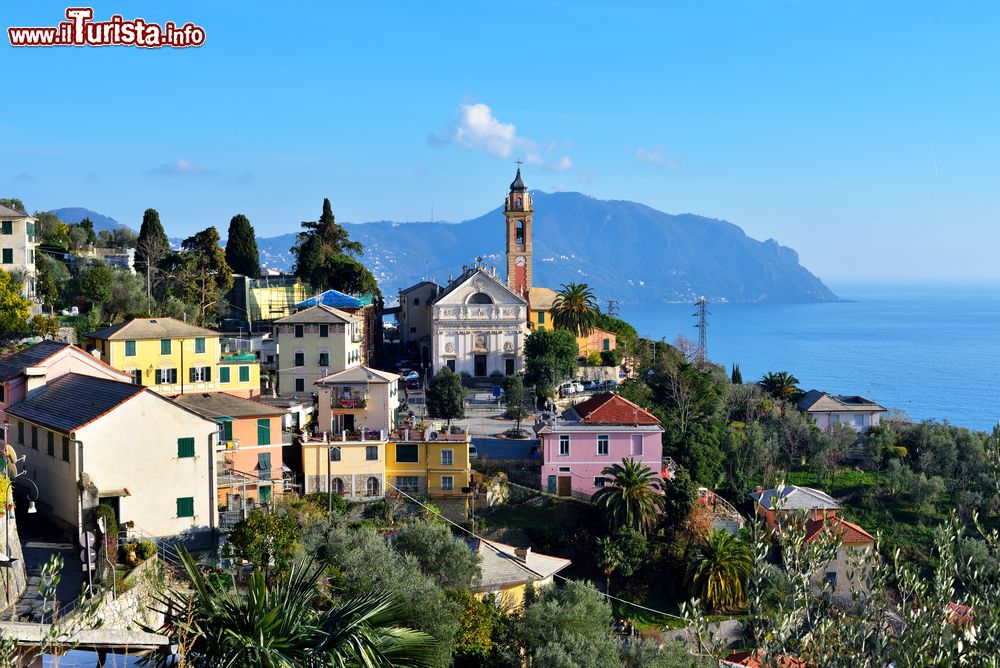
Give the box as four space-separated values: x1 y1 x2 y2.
537 393 664 498
0 341 132 444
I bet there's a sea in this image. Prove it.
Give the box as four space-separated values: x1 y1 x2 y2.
619 281 1000 432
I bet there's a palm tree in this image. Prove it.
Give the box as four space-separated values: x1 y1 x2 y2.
685 529 752 612
596 536 623 595
550 283 600 337
145 548 435 667
758 371 802 402
591 458 665 535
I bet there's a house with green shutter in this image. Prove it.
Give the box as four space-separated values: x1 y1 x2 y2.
5 373 219 540
0 202 39 302
174 392 289 513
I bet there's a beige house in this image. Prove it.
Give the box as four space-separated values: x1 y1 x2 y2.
467 538 571 609
273 305 362 398
0 203 38 300
7 373 219 540
397 281 440 364
797 390 886 433
299 432 389 500
315 365 401 436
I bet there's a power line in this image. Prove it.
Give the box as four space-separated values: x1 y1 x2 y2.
383 480 686 622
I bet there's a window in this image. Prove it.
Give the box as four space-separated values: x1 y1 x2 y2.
468 292 493 304
176 497 195 518
538 310 545 324
131 369 142 385
62 436 69 462
31 426 37 450
223 421 233 441
0 384 4 402
854 414 864 428
239 366 250 383
409 327 416 333
329 446 341 461
294 352 304 367
559 435 570 456
124 340 136 357
194 337 206 354
597 435 609 456
365 445 378 461
1 249 12 264
331 477 344 494
257 418 270 445
160 339 172 355
0 221 11 234
295 378 305 393
594 476 606 488
46 432 54 456
446 359 456 372
219 367 230 383
156 368 177 385
318 352 329 367
294 325 304 338
559 466 571 472
258 452 272 479
824 572 838 587
319 324 329 338
189 366 212 383
630 435 643 456
177 437 195 458
441 449 454 466
396 444 419 463
366 477 380 496
413 297 420 305
397 476 419 493
603 338 610 351
441 475 454 491
17 422 23 445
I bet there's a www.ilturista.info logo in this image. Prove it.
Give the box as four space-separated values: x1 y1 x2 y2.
8 8 205 48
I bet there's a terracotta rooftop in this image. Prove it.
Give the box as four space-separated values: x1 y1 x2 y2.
804 516 875 545
566 393 660 426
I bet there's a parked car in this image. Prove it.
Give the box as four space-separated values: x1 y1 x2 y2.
468 444 478 460
558 383 576 397
582 380 599 391
571 382 585 394
401 370 420 382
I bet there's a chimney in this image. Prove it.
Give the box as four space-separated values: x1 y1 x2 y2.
514 546 530 561
89 348 101 361
24 366 48 395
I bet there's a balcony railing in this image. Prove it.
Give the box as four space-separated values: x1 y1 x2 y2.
221 353 257 362
391 427 470 442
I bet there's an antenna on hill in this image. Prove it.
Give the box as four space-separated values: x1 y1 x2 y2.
606 300 620 318
693 296 710 366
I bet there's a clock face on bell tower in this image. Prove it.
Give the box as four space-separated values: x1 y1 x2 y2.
505 166 532 298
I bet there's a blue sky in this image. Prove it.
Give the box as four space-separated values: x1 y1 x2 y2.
2 1 999 280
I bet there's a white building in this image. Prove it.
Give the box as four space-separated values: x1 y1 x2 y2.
797 390 886 433
273 305 362 398
430 264 528 378
0 203 38 299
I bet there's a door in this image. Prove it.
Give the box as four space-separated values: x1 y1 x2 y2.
259 484 272 505
344 414 355 432
99 497 121 525
557 476 572 497
505 358 515 375
474 355 487 377
547 475 557 494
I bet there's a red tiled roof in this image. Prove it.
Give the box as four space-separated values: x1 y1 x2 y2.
570 393 660 425
804 516 875 545
723 650 808 668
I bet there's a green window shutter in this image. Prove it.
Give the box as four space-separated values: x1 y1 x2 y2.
189 367 196 383
257 418 270 445
0 221 11 234
125 340 136 356
257 452 272 479
239 366 250 383
223 421 233 441
538 310 545 324
603 338 610 351
205 367 211 382
220 367 230 383
2 249 12 264
62 437 70 462
176 497 194 518
160 339 171 355
17 422 23 445
396 444 419 463
177 437 195 458
195 337 206 354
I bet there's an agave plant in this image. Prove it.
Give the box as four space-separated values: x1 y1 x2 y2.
144 548 435 667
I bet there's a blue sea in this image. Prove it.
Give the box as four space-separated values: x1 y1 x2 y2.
620 281 1000 432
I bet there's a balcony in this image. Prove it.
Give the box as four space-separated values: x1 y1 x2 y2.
391 427 470 443
221 353 257 363
332 390 367 410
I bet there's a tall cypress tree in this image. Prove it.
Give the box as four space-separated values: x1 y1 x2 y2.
136 208 169 268
225 214 261 278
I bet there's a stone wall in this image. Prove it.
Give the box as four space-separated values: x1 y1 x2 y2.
0 510 27 611
70 556 164 632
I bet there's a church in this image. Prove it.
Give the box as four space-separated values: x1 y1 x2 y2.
400 168 539 378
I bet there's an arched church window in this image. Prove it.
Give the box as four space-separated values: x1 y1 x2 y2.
515 220 524 245
516 196 522 208
468 292 493 304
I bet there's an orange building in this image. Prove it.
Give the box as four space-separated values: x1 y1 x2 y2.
174 392 288 507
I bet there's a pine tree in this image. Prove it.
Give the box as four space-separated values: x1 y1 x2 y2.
178 226 233 323
136 208 169 265
731 363 743 384
291 198 378 295
225 214 261 278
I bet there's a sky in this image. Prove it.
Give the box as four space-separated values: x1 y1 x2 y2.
2 1 1000 281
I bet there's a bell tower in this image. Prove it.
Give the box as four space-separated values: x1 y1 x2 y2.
505 165 532 299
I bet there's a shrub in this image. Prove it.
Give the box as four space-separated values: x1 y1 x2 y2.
586 350 602 366
136 540 157 561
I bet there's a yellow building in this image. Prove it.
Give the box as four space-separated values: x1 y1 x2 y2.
84 317 261 398
299 433 389 499
386 428 472 521
468 538 571 609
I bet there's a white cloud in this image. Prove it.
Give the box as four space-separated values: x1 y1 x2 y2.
429 102 573 172
147 158 209 176
634 146 678 168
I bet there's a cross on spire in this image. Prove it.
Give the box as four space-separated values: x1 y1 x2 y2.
515 158 523 167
